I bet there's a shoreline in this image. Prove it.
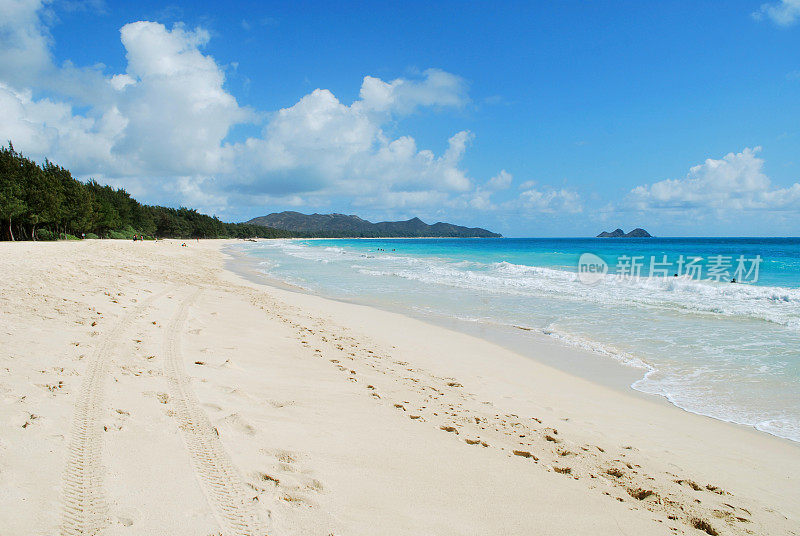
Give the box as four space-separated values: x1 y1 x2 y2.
2 239 797 535
224 242 649 389
225 240 799 447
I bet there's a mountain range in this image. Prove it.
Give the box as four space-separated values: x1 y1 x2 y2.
245 212 501 238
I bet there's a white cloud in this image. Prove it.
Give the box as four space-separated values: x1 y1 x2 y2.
0 6 480 215
0 0 110 104
517 187 582 213
627 147 800 212
486 169 512 190
488 177 582 214
109 73 135 90
0 0 53 88
0 82 124 172
356 68 468 115
0 3 574 221
111 21 250 177
0 19 248 181
754 0 800 25
467 191 495 210
456 170 514 211
352 190 451 211
232 86 474 202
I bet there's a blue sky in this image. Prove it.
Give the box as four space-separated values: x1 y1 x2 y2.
1 0 799 236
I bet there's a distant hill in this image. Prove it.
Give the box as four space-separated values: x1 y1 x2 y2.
597 228 652 238
245 212 501 238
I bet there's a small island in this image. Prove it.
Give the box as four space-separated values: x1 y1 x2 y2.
597 228 652 238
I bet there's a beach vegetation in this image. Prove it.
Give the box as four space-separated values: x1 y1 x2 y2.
0 143 293 241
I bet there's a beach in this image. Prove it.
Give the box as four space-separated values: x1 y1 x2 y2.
1 239 798 536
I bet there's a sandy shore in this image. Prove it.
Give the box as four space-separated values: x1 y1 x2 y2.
1 239 797 535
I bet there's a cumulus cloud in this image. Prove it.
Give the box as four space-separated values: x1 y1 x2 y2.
230 86 474 205
517 186 582 213
486 169 513 190
457 170 514 211
0 2 569 221
355 69 468 115
627 147 800 212
112 21 250 177
484 177 582 214
753 0 800 25
0 0 111 104
0 18 249 182
0 0 53 88
0 82 131 175
352 190 451 212
0 7 479 214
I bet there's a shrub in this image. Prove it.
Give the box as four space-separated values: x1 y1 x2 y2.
84 233 99 239
108 225 142 239
35 228 56 241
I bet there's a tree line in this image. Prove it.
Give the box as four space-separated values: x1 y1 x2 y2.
0 143 293 241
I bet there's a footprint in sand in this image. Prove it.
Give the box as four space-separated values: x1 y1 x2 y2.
247 471 281 495
19 413 40 428
254 448 326 508
625 487 655 500
280 493 314 507
37 381 65 395
217 412 256 436
513 449 538 460
605 468 625 478
267 399 295 409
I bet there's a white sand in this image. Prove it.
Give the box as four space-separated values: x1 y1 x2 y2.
0 239 797 536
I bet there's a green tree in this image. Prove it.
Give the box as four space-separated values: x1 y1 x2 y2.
0 181 26 241
0 141 295 241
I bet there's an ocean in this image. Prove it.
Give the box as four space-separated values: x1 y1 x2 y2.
235 237 800 443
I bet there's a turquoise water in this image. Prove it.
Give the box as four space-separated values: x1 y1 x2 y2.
238 237 800 442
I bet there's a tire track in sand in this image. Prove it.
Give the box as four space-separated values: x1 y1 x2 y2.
164 290 268 536
60 289 167 536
